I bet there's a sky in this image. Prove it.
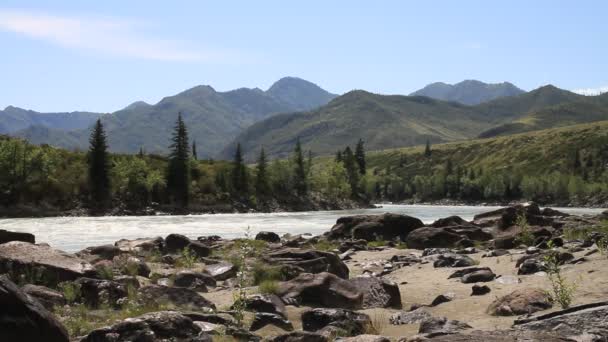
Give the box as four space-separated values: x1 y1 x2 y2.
0 1 607 113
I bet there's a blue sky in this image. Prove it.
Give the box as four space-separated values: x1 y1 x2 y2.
0 1 606 112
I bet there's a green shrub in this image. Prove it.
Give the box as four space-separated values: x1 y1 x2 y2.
96 265 114 280
515 213 534 246
252 262 285 285
258 280 279 295
58 282 81 304
175 247 199 269
367 240 388 248
544 251 577 309
312 239 339 251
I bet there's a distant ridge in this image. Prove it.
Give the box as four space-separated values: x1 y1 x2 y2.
410 80 525 105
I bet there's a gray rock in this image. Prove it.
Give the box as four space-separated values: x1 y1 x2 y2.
268 331 328 342
0 275 69 342
138 285 216 311
487 288 552 316
448 267 492 279
461 269 496 283
433 253 477 268
418 316 472 335
302 308 372 337
349 276 402 309
328 213 424 242
255 231 281 243
0 241 96 285
0 229 35 244
75 277 128 308
243 294 286 317
173 270 215 290
264 248 349 279
250 312 293 331
21 284 66 310
430 293 455 306
205 262 236 281
276 272 363 309
390 308 432 325
471 284 491 296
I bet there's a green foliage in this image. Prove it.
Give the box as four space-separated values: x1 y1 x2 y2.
515 214 535 247
258 280 279 295
175 247 199 269
231 143 249 196
254 148 270 199
312 239 340 252
252 262 286 285
355 139 366 175
96 265 114 280
293 139 308 196
367 240 388 248
58 282 81 304
544 250 577 309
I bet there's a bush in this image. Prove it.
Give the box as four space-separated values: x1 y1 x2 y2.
258 280 279 295
96 265 114 280
544 250 577 309
515 213 534 246
58 282 81 304
175 247 199 269
252 262 285 285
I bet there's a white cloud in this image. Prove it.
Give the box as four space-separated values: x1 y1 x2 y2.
573 85 608 96
0 9 222 62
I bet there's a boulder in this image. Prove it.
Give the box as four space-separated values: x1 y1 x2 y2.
433 253 477 268
187 241 212 258
461 269 496 283
243 294 286 317
430 293 455 307
349 276 402 309
0 275 69 342
473 203 542 229
115 237 163 254
448 267 492 279
173 270 216 290
389 308 432 325
471 284 491 296
75 277 128 308
514 302 608 339
487 288 553 316
165 234 211 257
492 236 516 249
225 326 262 341
406 228 463 249
302 308 372 337
256 231 281 243
80 311 209 342
418 316 472 336
250 312 294 331
328 213 424 241
431 216 470 228
77 244 120 261
276 272 363 309
338 335 391 342
518 258 547 275
205 262 236 281
21 284 66 310
264 248 349 279
420 330 577 341
138 285 216 311
182 312 236 327
269 331 328 342
0 229 35 244
120 256 151 278
0 241 96 285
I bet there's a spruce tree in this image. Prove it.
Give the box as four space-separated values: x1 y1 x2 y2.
343 146 359 196
167 113 190 207
88 119 111 209
354 139 366 175
192 140 198 160
231 143 248 195
424 139 432 157
255 148 270 199
293 139 308 195
335 150 343 163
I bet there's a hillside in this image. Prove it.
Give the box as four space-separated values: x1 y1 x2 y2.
10 77 337 157
478 92 608 138
222 90 492 161
224 85 599 160
410 80 525 105
0 106 103 134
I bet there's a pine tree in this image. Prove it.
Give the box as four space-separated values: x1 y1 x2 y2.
335 150 343 163
343 146 359 196
192 140 198 160
424 139 432 157
88 119 111 209
445 159 453 175
293 139 308 195
255 148 270 199
231 143 248 195
573 149 581 171
138 147 145 158
354 139 366 175
167 113 190 207
307 150 313 176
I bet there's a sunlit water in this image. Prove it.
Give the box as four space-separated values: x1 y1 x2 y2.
0 204 604 252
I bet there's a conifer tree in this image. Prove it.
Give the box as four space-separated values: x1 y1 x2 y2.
88 119 111 209
192 140 198 160
231 143 248 195
335 150 343 163
138 147 145 158
343 146 359 196
354 138 366 175
255 148 270 199
424 139 432 157
293 139 308 195
167 113 190 207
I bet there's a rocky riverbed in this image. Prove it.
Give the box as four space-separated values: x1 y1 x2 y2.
1 202 607 341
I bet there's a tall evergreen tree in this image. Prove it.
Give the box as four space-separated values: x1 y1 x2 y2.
354 139 366 175
335 150 343 163
88 119 111 209
255 148 270 199
293 139 308 195
138 147 145 158
231 143 248 195
167 113 190 206
424 139 432 157
192 140 198 160
343 146 359 196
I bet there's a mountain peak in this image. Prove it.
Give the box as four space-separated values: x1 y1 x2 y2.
266 76 338 111
411 80 525 105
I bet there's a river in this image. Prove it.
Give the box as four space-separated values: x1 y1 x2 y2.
0 204 603 252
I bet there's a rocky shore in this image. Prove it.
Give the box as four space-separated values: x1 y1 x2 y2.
1 202 607 341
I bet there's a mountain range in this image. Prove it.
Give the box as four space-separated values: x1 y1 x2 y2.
3 78 608 161
225 85 608 160
8 77 337 156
